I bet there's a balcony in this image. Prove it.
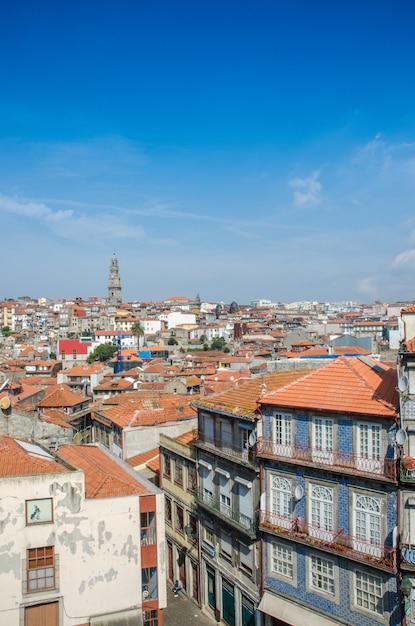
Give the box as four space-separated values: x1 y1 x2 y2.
256 438 396 482
196 433 256 466
259 510 396 571
195 487 256 538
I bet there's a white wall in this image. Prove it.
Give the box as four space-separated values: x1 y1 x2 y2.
0 470 144 625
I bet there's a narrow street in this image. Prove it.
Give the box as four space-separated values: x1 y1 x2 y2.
163 587 217 626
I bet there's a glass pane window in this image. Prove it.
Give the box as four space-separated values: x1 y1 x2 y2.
142 567 158 599
174 461 183 485
272 413 292 446
309 484 334 541
176 505 184 532
165 497 172 524
164 455 171 478
27 546 55 592
187 464 196 492
141 511 156 546
310 554 335 595
271 541 293 579
353 494 382 556
271 475 292 520
143 610 158 626
354 570 383 615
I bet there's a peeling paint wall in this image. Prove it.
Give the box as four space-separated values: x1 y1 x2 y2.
0 470 144 625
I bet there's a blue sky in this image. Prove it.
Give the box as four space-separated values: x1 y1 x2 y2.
1 1 415 305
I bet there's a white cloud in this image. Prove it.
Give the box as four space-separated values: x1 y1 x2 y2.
0 193 73 221
289 170 322 207
392 249 415 269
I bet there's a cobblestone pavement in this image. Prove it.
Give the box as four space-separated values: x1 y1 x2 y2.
163 587 217 626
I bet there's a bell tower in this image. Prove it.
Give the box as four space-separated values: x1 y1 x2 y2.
108 253 122 306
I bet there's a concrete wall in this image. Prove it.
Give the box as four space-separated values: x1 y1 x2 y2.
0 470 145 625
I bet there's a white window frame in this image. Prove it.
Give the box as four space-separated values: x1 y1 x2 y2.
270 474 293 529
353 569 383 616
356 422 382 474
312 417 334 464
271 540 294 580
352 493 382 558
309 483 335 542
309 553 335 596
271 412 293 456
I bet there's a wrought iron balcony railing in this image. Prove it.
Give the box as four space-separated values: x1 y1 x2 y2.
259 509 396 571
195 487 256 536
256 438 396 481
196 433 256 465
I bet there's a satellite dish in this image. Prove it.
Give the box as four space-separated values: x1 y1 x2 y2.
248 432 257 447
396 429 408 446
398 375 409 392
294 485 304 500
0 396 11 410
142 590 149 600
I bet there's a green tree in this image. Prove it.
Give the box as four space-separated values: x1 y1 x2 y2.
1 326 11 337
131 321 145 348
168 337 178 345
211 336 227 351
87 343 117 364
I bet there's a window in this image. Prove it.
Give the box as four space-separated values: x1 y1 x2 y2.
174 461 183 485
204 522 214 546
143 609 158 626
142 567 158 599
357 422 382 473
165 497 172 524
220 420 233 452
187 514 197 542
141 511 156 546
354 570 383 615
219 474 231 517
312 417 334 464
200 465 213 504
309 483 334 541
163 454 171 478
271 412 292 455
27 546 55 592
271 541 293 579
310 554 335 595
270 475 292 529
204 414 215 443
238 541 253 575
187 464 196 492
220 530 233 560
353 494 382 557
176 505 184 533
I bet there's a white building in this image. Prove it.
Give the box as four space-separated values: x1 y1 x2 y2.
0 437 166 626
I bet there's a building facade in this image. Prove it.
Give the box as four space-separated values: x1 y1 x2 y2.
256 356 401 626
0 437 166 626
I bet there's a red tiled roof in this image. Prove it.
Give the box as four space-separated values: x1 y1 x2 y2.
125 448 160 467
260 356 397 417
0 436 68 477
195 371 309 418
37 384 88 408
58 444 149 498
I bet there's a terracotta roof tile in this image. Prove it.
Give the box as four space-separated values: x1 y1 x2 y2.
58 444 149 497
194 371 308 418
0 436 68 477
37 384 88 408
260 356 397 417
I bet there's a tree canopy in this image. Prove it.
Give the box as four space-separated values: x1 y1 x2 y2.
87 343 117 363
